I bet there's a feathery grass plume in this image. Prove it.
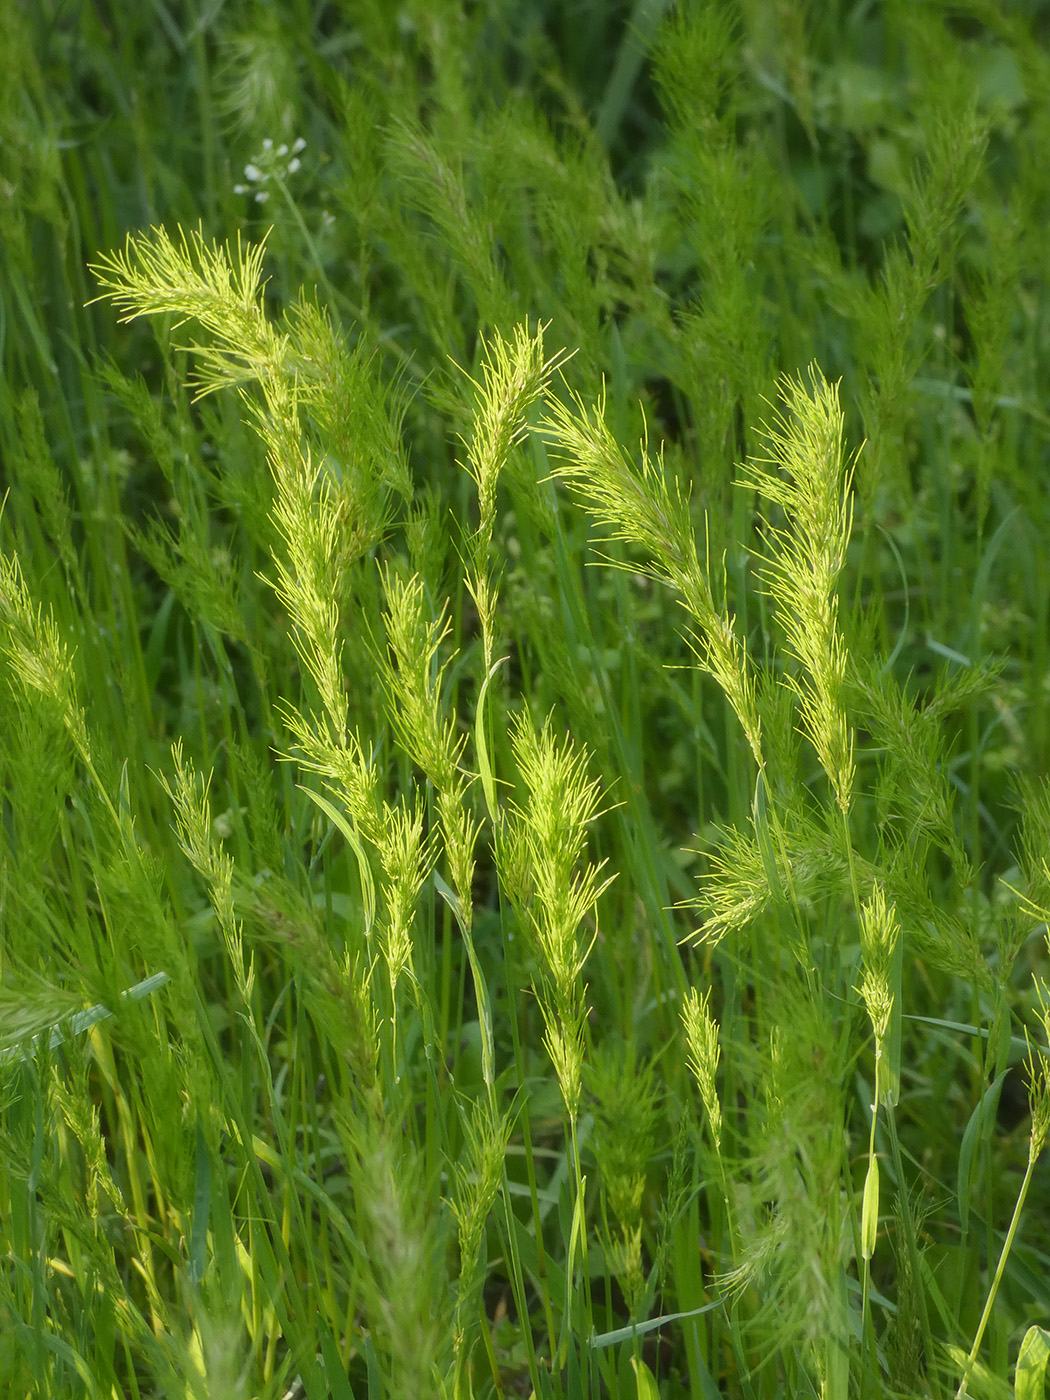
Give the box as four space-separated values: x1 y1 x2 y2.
857 884 899 1063
681 986 723 1152
89 224 286 397
337 1114 448 1398
460 323 557 543
159 741 252 999
89 229 388 893
87 228 257 407
719 985 853 1386
376 793 431 992
849 657 994 871
0 538 94 779
264 429 349 741
127 511 250 649
90 225 405 739
852 88 987 496
217 10 299 136
457 322 569 669
47 1050 129 1227
588 1045 658 1315
436 782 482 934
736 366 856 816
651 1112 692 1297
449 1094 514 1374
504 709 612 1119
540 385 764 769
280 708 381 844
390 121 517 334
1026 997 1050 1166
285 292 413 535
692 806 836 948
1014 776 1050 926
377 566 482 933
378 567 463 794
1 713 75 890
374 792 433 1072
9 391 83 604
652 4 772 494
958 198 1024 534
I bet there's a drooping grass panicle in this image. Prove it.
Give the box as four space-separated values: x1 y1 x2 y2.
90 228 400 729
389 118 517 333
540 383 763 768
89 223 285 398
736 366 857 814
278 707 381 844
88 226 385 822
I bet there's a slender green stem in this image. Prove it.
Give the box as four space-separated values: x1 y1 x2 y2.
955 1153 1039 1400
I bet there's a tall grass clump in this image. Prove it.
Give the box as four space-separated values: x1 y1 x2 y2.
2 2 1050 1398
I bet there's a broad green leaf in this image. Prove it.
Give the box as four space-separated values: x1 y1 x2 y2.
958 1071 1008 1233
1015 1327 1050 1400
631 1356 661 1400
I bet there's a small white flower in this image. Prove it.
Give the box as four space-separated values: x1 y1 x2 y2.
237 135 309 200
255 190 270 204
321 209 335 227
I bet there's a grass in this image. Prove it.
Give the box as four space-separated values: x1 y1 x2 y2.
2 1 1050 1397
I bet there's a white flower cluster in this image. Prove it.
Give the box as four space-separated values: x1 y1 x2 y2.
234 136 307 203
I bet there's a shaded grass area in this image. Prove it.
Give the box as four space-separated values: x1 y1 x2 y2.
2 2 1050 1396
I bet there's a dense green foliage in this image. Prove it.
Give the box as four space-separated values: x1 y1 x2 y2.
3 2 1050 1396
